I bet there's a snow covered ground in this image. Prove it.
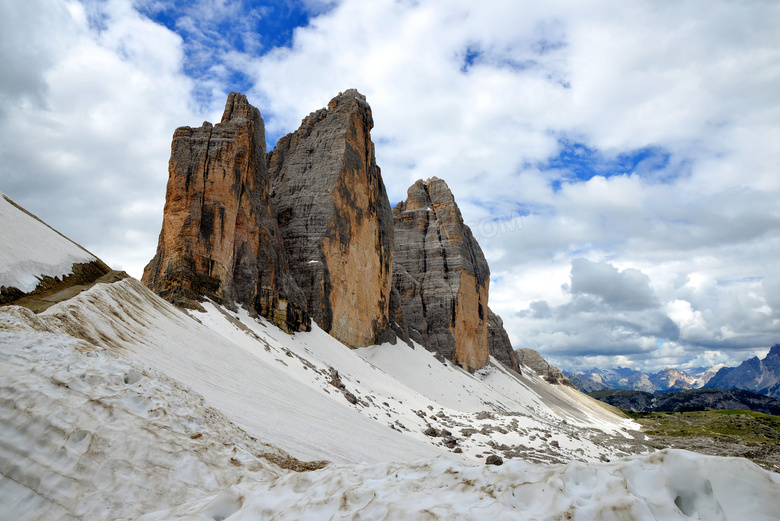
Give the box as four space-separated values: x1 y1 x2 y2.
141 449 780 521
35 278 643 465
3 279 780 519
0 193 96 292
2 202 780 519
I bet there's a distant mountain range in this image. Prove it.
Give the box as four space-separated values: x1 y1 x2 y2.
568 345 780 399
703 345 780 398
565 365 727 393
589 388 780 415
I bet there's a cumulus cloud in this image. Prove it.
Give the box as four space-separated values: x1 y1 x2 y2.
568 258 660 311
0 0 202 276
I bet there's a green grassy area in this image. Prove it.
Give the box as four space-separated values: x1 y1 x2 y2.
625 409 780 444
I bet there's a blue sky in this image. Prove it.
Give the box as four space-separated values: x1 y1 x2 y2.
2 0 780 372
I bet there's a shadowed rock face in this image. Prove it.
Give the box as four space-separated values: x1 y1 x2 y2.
487 308 520 373
142 93 309 333
267 90 395 347
393 177 490 372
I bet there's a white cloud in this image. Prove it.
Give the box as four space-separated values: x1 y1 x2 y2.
0 0 203 277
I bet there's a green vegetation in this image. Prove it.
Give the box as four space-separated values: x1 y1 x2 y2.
626 409 780 444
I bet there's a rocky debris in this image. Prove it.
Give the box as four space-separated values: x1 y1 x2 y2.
516 348 572 386
485 455 503 466
1 261 117 313
344 391 358 405
393 177 490 372
142 93 309 333
267 89 396 347
486 308 519 372
328 367 342 388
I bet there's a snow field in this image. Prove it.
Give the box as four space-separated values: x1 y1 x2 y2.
195 298 641 464
140 449 780 520
0 306 289 519
1 279 779 519
0 193 96 292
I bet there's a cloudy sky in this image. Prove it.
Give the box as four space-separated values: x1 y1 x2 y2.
2 0 780 372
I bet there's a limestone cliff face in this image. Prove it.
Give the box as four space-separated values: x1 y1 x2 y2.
267 90 395 347
393 178 490 372
142 93 309 333
487 308 520 372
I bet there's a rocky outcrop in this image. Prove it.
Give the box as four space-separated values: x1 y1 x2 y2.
267 90 395 347
142 93 309 333
392 177 490 372
143 90 509 363
516 348 572 386
487 308 519 372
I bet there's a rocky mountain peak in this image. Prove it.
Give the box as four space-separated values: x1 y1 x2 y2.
143 90 512 372
392 177 491 372
267 88 395 347
142 93 309 333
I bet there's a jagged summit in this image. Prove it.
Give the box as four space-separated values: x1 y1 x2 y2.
392 177 491 372
143 91 515 371
704 343 780 398
268 89 395 347
141 92 309 333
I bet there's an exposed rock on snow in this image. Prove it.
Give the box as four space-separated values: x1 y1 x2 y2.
516 347 572 386
0 192 110 306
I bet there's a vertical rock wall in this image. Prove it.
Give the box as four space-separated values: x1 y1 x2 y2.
392 178 490 372
142 93 309 333
267 90 395 347
487 308 520 372
143 90 512 370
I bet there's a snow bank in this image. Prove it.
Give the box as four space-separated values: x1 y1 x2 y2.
141 449 780 521
0 306 288 519
0 193 96 292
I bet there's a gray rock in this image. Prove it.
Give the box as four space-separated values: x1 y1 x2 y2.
487 308 520 372
393 178 490 371
268 90 396 347
516 348 572 386
485 455 503 466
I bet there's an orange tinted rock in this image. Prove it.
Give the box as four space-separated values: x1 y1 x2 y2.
267 90 396 347
142 93 309 333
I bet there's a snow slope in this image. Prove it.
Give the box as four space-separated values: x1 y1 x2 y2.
0 193 96 292
35 278 642 465
3 201 780 520
0 306 294 519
